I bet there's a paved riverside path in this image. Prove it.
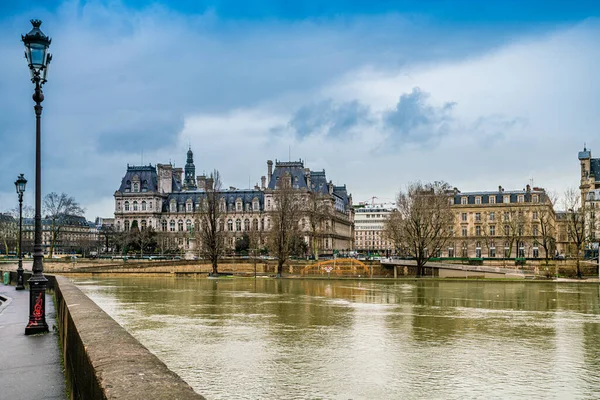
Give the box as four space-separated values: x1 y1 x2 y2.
0 283 66 399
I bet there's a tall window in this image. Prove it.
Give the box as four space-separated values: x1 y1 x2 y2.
124 220 130 231
475 226 481 236
236 202 242 212
489 196 496 204
489 241 496 257
475 196 481 205
253 219 259 231
461 197 467 205
462 227 468 237
244 219 250 231
461 213 467 222
503 195 510 203
504 225 510 236
236 219 242 231
141 201 146 211
489 212 495 221
532 211 538 220
133 183 139 192
162 220 167 231
475 241 481 258
187 202 192 212
475 212 481 222
141 220 147 230
133 201 138 211
186 220 192 231
228 219 233 231
124 201 130 211
518 195 524 203
178 220 184 231
490 225 496 236
170 220 175 232
504 212 509 221
532 194 539 203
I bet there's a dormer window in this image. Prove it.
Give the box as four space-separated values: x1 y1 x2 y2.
133 182 139 192
517 195 524 203
489 196 496 204
170 200 176 213
236 200 242 212
253 199 259 211
475 196 481 205
532 194 539 203
461 197 467 205
503 195 510 203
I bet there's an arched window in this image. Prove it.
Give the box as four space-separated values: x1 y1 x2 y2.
236 200 242 212
244 219 250 231
162 220 167 231
186 220 192 231
170 220 175 232
124 220 130 231
133 201 138 211
141 220 147 230
178 220 184 231
133 182 139 192
236 219 242 231
253 219 259 231
228 219 233 231
219 220 225 231
124 201 130 211
141 201 146 211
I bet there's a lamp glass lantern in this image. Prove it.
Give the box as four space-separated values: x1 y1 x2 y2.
15 174 27 195
21 19 52 83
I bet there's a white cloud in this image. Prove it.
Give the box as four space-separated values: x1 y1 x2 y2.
0 3 597 219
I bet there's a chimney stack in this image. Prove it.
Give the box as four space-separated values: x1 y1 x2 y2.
267 160 273 186
206 177 214 190
261 176 266 189
499 185 503 193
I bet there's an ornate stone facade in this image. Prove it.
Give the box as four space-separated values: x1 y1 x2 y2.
113 150 354 256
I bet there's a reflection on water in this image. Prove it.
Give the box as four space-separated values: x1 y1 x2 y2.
73 278 600 400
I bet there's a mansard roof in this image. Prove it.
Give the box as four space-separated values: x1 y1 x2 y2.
452 187 548 205
267 161 309 190
163 189 265 211
117 165 158 193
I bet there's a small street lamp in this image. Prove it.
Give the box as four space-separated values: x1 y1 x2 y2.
14 174 27 290
22 19 52 335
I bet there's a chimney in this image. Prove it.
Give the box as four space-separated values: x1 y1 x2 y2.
498 185 503 193
526 184 531 192
267 160 273 186
206 177 214 190
173 167 183 184
328 181 333 195
261 176 266 189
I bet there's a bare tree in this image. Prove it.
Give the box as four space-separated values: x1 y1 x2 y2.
535 191 558 266
267 175 305 277
384 181 455 277
305 191 331 260
196 170 225 276
43 192 85 257
501 207 527 259
0 213 17 255
564 188 586 278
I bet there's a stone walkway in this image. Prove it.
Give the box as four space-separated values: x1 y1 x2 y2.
0 283 66 399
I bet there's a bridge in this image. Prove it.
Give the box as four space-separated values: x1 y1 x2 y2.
380 259 535 279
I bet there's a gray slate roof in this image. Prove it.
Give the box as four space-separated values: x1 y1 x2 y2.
118 165 158 193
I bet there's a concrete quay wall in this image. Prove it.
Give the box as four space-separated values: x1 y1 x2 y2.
1 270 204 400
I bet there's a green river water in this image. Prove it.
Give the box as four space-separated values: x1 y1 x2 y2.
73 277 600 400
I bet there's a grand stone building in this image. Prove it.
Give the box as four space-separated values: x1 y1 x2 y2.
113 149 354 256
446 185 556 259
353 203 395 255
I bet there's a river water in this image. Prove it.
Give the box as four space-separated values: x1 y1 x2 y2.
72 277 600 399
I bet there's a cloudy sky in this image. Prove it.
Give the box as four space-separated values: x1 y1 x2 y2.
1 0 600 219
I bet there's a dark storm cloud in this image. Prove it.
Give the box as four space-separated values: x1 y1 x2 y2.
289 99 372 138
384 87 456 144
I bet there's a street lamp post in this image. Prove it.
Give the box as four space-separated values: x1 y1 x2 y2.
14 174 27 290
22 19 52 335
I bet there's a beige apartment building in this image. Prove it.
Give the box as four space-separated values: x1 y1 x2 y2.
446 185 556 259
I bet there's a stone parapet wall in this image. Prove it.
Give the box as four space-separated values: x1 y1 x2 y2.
54 275 204 399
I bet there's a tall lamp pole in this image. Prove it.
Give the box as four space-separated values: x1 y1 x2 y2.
14 174 27 290
22 19 52 335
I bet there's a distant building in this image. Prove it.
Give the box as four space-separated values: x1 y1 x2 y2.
448 185 555 259
113 149 354 256
22 214 98 255
352 203 395 254
578 146 600 244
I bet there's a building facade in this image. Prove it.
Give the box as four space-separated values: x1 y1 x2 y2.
447 185 556 259
22 215 98 255
113 150 354 256
353 203 395 254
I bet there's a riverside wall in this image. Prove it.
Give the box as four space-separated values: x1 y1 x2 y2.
1 270 204 399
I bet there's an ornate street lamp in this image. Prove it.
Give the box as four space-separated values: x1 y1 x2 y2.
22 19 51 335
14 174 27 291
